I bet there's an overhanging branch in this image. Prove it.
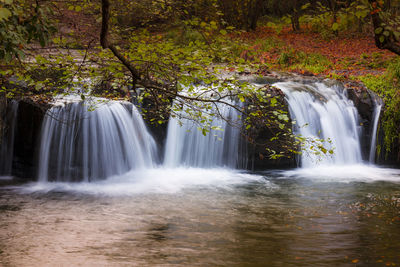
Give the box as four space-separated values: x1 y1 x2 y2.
100 0 141 82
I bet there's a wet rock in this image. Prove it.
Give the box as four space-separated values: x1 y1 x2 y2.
0 94 6 142
243 84 297 170
343 81 379 164
12 98 47 179
345 82 374 122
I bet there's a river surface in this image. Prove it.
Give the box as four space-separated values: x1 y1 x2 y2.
1 166 400 266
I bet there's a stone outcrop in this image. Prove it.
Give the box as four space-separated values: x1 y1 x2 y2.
344 81 376 161
243 84 297 170
0 95 6 144
343 80 399 166
10 98 47 178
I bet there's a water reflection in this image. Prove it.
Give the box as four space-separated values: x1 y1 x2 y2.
0 168 399 266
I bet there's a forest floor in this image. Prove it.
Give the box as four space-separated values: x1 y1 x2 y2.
241 26 398 80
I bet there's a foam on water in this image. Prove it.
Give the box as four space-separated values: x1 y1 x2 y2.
280 165 400 183
14 168 267 196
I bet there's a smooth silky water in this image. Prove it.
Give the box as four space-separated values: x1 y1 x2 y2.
1 84 400 266
1 167 400 266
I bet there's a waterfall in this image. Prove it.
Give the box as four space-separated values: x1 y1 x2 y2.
163 102 243 168
37 98 157 182
274 81 362 167
369 94 383 163
0 100 19 175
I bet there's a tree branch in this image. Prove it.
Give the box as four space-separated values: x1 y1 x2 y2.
100 0 141 83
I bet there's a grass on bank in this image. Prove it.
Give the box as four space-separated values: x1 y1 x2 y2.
358 59 400 158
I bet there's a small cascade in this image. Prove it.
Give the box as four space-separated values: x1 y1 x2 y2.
0 100 19 175
164 102 243 168
37 97 157 182
369 94 383 163
274 81 362 167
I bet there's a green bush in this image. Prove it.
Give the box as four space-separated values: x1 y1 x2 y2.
360 59 400 156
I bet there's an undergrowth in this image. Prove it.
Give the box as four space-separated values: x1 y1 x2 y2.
277 49 331 74
359 59 400 158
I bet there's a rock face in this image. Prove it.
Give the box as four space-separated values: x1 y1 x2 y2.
0 95 6 143
137 96 171 163
343 81 400 166
243 84 297 170
375 110 400 167
376 128 400 167
344 81 376 161
11 98 47 178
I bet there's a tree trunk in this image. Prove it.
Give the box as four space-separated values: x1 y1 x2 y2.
369 0 400 55
247 0 263 31
291 0 301 32
100 0 141 86
291 13 300 32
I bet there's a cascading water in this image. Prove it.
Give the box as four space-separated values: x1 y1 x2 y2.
274 81 362 167
37 97 157 182
0 100 19 175
369 94 383 163
163 102 243 168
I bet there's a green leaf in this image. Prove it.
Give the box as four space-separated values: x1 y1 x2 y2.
393 31 400 41
301 3 310 10
332 23 339 31
0 8 12 21
383 30 390 37
375 27 383 34
379 35 385 43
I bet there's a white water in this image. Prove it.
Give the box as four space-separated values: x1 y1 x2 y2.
20 168 266 195
369 94 383 163
281 164 400 183
37 98 157 182
164 102 243 168
274 81 362 167
0 100 19 175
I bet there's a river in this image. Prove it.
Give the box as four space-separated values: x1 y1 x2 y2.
1 166 400 266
